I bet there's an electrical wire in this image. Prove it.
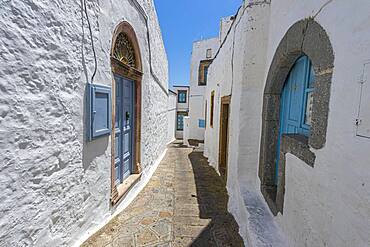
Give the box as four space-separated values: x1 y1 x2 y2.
83 0 98 84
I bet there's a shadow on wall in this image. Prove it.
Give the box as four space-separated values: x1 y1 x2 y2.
187 151 244 246
82 83 109 171
79 0 110 170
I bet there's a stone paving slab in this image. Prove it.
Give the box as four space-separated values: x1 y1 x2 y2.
81 141 244 247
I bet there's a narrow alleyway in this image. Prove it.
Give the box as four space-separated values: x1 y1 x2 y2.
82 141 244 247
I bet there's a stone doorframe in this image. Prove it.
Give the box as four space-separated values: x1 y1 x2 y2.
110 21 143 205
259 19 334 215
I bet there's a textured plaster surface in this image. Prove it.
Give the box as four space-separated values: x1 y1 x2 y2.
203 0 370 246
0 0 169 246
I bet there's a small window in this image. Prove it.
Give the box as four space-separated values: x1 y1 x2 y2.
198 119 206 128
198 60 212 86
206 49 212 59
210 91 215 128
178 90 187 103
177 112 187 131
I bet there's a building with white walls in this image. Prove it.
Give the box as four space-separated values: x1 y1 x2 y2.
201 0 370 246
167 89 177 144
172 86 189 139
188 38 219 141
0 0 172 246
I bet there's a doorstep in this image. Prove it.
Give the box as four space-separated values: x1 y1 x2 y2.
112 174 142 205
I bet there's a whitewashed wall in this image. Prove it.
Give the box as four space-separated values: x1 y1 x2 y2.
188 38 219 141
268 1 370 246
204 0 370 246
167 91 176 144
0 0 169 246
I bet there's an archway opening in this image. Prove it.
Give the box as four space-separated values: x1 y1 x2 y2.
259 19 334 215
110 21 143 205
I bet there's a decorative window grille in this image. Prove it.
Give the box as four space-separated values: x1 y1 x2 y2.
113 33 136 68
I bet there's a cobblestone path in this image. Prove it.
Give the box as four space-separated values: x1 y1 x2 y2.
82 141 244 247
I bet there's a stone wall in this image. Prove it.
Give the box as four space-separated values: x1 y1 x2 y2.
203 0 370 246
0 0 169 246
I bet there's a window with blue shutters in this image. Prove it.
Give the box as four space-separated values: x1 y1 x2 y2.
178 90 187 103
87 83 112 141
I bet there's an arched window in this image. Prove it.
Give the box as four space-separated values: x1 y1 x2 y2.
259 19 334 215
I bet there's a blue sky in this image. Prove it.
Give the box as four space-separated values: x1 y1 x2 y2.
154 0 243 87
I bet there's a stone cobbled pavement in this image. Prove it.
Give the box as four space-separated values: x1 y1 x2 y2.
81 141 244 247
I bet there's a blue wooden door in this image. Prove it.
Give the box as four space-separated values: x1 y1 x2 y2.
275 56 314 183
114 75 134 184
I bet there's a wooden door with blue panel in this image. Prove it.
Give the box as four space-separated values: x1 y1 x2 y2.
275 56 314 183
114 75 134 184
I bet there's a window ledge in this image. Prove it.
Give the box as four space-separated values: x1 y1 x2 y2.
281 134 316 167
111 173 142 205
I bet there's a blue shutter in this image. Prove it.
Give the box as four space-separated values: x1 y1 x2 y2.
177 114 184 130
198 119 205 128
87 83 112 141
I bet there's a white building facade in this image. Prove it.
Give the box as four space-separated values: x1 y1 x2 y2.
172 86 189 139
167 90 177 144
188 38 219 141
0 0 171 246
202 0 370 246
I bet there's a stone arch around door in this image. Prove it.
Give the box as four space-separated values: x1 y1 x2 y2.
259 19 334 215
110 21 143 205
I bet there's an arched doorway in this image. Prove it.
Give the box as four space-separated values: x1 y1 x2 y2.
110 22 143 205
259 19 334 214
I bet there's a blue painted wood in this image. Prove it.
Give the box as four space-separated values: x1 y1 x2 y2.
198 119 206 128
114 75 134 184
87 83 112 141
177 113 184 130
275 56 314 183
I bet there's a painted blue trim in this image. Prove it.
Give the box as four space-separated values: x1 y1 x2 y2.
87 83 112 141
275 56 315 184
198 119 206 128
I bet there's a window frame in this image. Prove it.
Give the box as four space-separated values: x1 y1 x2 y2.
176 111 188 131
198 60 212 86
210 91 215 128
177 90 187 103
206 48 212 59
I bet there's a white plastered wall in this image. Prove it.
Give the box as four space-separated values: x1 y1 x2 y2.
167 92 177 144
188 38 219 141
203 0 370 246
0 0 169 246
